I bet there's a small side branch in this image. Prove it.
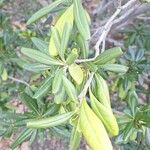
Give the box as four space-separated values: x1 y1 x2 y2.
8 76 30 87
78 72 94 101
76 0 138 63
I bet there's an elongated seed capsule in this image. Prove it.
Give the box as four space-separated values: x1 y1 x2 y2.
89 89 119 136
79 98 113 150
95 74 111 108
68 64 83 85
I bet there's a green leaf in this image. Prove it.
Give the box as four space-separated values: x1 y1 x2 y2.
83 62 98 72
50 26 61 53
10 128 33 149
76 33 89 58
54 86 66 104
49 4 74 57
29 129 37 145
122 122 134 142
60 23 72 60
31 37 48 54
43 104 60 117
69 122 81 150
27 0 66 25
33 76 52 99
21 47 63 65
94 47 123 65
62 75 77 102
101 64 128 73
128 91 138 115
74 0 91 40
52 68 64 94
23 63 51 72
20 92 40 115
135 105 150 123
27 112 74 128
135 49 144 62
52 126 70 138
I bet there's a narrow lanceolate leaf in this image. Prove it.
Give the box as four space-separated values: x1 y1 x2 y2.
69 122 82 150
74 0 91 40
29 129 37 145
76 33 89 59
43 104 60 117
33 76 52 99
21 47 63 65
27 0 66 25
95 74 111 108
101 64 128 73
23 63 51 72
10 128 33 149
128 91 138 115
54 87 66 104
60 23 72 60
79 99 113 150
31 37 48 54
94 47 123 65
52 68 64 94
20 92 40 115
27 112 74 128
89 89 119 136
50 26 61 55
49 4 74 57
69 64 83 85
62 76 77 102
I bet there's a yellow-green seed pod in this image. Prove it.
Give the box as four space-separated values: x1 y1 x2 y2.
79 98 113 150
49 4 74 56
89 89 119 136
69 64 83 85
95 74 111 108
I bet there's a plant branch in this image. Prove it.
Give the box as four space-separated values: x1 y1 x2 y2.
78 72 94 101
77 0 138 102
8 76 30 87
76 0 138 63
